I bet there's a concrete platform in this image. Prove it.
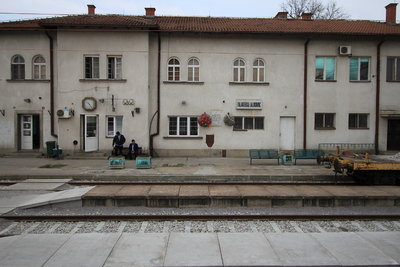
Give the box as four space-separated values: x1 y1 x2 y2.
83 184 400 208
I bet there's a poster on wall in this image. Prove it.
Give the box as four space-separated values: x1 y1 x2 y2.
210 110 223 127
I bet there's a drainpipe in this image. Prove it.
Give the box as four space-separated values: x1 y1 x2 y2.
375 40 384 155
149 32 161 156
303 38 310 149
45 30 57 138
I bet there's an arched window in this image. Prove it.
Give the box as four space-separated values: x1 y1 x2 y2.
168 58 180 81
233 58 245 82
253 59 265 82
33 55 46 80
11 55 25 80
188 58 200 82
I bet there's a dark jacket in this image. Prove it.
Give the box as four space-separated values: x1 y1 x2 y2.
112 134 126 146
129 142 139 153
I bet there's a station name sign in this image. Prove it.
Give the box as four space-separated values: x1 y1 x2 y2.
236 99 262 110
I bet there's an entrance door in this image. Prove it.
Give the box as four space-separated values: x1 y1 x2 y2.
21 115 33 150
280 117 295 151
387 120 400 151
84 115 98 152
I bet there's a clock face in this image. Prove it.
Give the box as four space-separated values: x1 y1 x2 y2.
82 97 97 111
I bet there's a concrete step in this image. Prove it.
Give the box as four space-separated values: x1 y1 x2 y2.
82 184 400 208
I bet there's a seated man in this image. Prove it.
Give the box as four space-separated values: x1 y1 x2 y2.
128 139 139 160
112 131 126 156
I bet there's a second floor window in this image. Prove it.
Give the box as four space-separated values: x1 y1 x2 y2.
233 58 245 82
84 56 99 79
315 57 335 81
315 113 335 130
11 55 25 80
168 58 180 81
188 58 200 81
387 57 400 82
169 116 198 136
350 57 370 81
33 55 46 80
253 59 265 82
106 116 123 137
108 56 122 79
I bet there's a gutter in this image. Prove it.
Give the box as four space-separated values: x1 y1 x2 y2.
375 40 385 154
303 38 310 149
45 30 57 138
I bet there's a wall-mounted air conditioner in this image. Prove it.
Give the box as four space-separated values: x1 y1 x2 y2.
57 108 72 119
339 46 352 56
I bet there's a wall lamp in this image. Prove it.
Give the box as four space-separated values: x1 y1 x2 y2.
24 98 31 103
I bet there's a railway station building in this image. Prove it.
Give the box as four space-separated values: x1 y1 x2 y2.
0 4 399 156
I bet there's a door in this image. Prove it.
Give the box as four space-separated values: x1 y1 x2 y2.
280 117 295 151
21 115 33 150
387 119 400 151
84 115 98 152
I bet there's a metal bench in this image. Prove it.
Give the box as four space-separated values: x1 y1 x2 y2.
249 149 280 165
293 149 325 165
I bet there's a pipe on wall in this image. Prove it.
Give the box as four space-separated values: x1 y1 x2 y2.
375 40 385 154
303 38 310 150
45 30 57 138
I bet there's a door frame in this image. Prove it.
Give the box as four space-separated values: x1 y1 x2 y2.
279 116 296 151
15 111 43 151
387 119 400 151
81 114 99 152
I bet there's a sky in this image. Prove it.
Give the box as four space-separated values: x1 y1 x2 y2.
0 0 399 22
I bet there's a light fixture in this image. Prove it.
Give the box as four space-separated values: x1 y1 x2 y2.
24 98 31 103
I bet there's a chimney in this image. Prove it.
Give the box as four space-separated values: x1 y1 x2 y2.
301 13 313 20
275 12 288 19
385 3 397 24
87 4 96 15
145 7 156 17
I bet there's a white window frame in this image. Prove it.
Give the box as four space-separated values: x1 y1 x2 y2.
252 58 265 82
168 116 199 136
11 54 25 80
32 55 46 80
315 56 336 81
387 57 400 82
106 116 123 137
84 55 100 79
168 57 180 81
233 58 246 82
349 57 370 81
188 57 200 82
107 56 122 79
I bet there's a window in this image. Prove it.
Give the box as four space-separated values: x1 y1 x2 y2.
349 113 369 129
233 117 264 130
84 56 99 79
315 57 335 81
106 116 123 137
387 57 400 82
252 59 265 82
107 56 122 79
169 116 198 136
188 58 200 81
168 58 180 81
350 57 370 81
315 113 335 129
32 55 46 80
233 58 245 82
11 55 25 80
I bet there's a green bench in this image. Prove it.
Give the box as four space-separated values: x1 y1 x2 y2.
293 149 325 165
249 149 280 165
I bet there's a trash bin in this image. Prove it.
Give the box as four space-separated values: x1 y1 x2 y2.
282 155 293 165
46 141 56 157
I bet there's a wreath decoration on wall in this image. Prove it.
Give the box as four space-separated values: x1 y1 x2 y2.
223 113 235 126
198 112 212 128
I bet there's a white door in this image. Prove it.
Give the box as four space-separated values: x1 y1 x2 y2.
21 115 33 150
280 117 295 151
85 115 98 152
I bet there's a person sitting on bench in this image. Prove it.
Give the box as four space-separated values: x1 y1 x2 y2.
128 139 139 160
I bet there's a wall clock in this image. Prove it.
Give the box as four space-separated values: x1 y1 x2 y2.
82 97 97 111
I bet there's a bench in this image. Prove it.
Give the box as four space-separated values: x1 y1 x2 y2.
249 149 280 165
293 149 325 165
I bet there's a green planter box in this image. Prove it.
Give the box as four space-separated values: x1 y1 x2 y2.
136 157 151 169
109 157 125 169
282 155 293 165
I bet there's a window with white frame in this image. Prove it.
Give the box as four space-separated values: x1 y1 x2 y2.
188 58 200 81
387 57 400 82
84 55 99 79
106 116 123 137
350 57 370 81
252 59 265 82
233 117 264 130
315 57 336 81
168 58 180 81
315 113 335 129
233 58 245 82
169 116 198 136
11 55 25 80
32 55 46 80
107 56 122 79
349 113 369 129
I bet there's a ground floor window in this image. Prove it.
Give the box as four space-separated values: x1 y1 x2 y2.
169 116 198 136
315 113 335 129
106 116 123 137
233 117 264 130
349 113 369 129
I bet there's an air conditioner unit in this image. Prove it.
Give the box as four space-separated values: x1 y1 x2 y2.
339 46 352 56
57 108 72 119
